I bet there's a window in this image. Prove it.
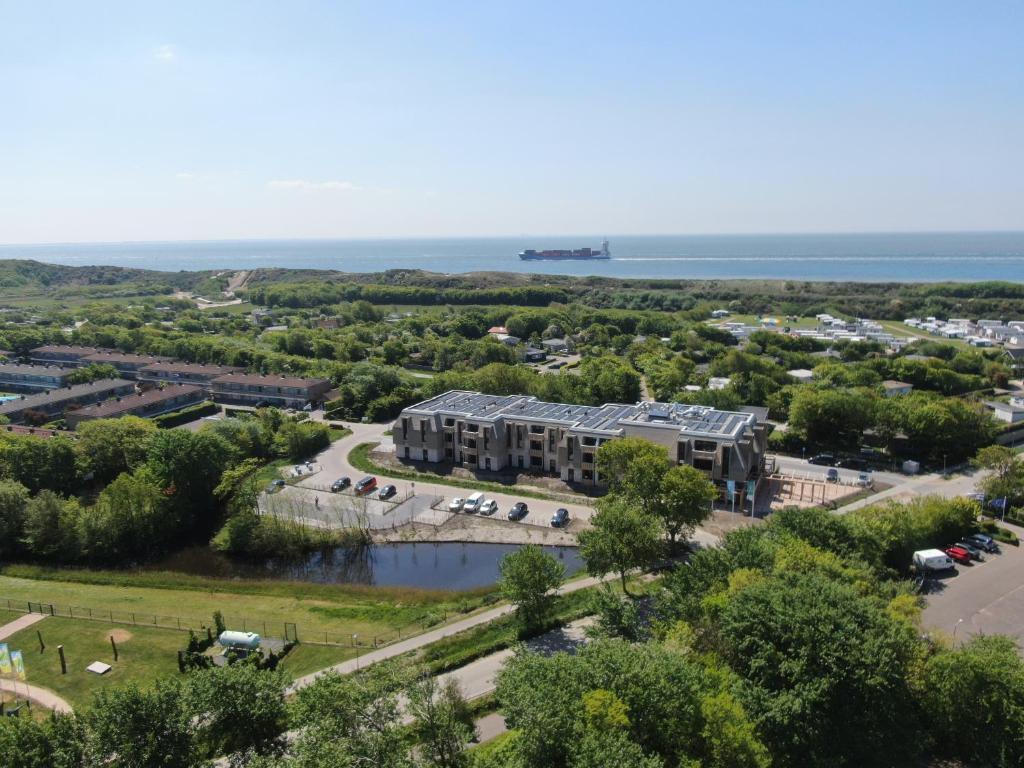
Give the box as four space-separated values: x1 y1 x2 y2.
419 420 427 438
530 455 542 467
721 450 730 477
444 418 455 427
582 452 594 463
485 457 491 469
445 433 453 442
582 469 593 481
421 449 428 461
693 440 718 453
518 456 524 469
465 423 479 433
466 438 477 450
404 447 410 458
693 457 714 472
582 436 597 446
530 425 544 434
549 460 556 474
530 440 542 451
402 418 409 440
446 448 453 458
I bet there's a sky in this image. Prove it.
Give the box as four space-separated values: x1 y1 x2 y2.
0 1 1022 243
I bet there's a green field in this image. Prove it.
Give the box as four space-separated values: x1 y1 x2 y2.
0 566 497 647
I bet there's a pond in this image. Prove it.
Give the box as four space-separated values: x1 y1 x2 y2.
153 542 585 591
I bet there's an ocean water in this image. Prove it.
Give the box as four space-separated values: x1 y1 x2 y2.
2 232 1024 282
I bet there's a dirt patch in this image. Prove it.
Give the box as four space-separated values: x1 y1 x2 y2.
373 514 580 547
107 628 133 643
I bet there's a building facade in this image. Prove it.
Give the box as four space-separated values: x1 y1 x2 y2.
66 383 206 429
28 345 104 366
0 379 136 424
138 362 245 388
209 373 333 409
0 364 75 393
393 390 767 489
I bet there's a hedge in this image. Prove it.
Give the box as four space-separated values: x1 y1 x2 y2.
153 400 219 428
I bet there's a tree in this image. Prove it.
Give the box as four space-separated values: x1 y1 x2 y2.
578 496 663 594
65 363 120 384
0 713 85 768
919 635 1024 766
699 692 771 768
588 584 647 641
595 437 669 492
78 470 169 563
185 663 287 757
655 465 716 546
87 680 197 768
21 491 80 561
787 387 877 449
406 674 475 768
498 544 565 631
0 479 29 558
973 444 1024 503
76 416 157 483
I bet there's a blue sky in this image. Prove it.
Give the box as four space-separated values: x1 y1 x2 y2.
1 1 1022 242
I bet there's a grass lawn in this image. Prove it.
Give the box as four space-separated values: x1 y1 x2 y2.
4 616 184 710
277 642 357 679
875 320 970 349
0 566 499 648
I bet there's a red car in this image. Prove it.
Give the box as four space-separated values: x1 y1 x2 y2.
944 546 971 565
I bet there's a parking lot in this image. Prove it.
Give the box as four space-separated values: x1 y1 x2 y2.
922 524 1024 645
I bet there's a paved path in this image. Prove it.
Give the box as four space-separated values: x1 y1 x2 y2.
0 612 47 641
288 576 605 692
0 678 72 713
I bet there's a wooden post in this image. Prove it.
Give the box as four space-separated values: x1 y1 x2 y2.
37 629 45 652
58 645 66 675
110 635 118 661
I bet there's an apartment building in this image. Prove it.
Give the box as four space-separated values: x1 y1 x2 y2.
138 361 245 388
209 373 333 409
78 351 176 379
65 383 206 429
393 390 767 488
0 364 76 393
0 379 136 424
29 345 104 366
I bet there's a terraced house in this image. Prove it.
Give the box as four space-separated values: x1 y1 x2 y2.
394 390 767 490
209 372 333 409
0 363 76 392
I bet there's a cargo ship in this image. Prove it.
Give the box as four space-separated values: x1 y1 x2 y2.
519 239 611 261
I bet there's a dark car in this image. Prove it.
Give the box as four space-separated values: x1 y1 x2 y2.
954 540 983 560
265 478 286 494
378 484 397 500
808 453 836 466
508 502 529 522
551 508 570 528
330 476 351 493
966 533 999 553
836 456 867 471
825 468 840 483
354 476 377 495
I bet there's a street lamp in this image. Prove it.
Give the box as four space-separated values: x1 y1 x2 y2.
953 618 964 641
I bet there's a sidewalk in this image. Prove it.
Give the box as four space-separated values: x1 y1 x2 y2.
0 612 46 641
0 678 72 713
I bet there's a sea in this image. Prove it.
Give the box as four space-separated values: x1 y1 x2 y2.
2 231 1024 283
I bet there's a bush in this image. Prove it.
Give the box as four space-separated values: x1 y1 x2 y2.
153 400 219 428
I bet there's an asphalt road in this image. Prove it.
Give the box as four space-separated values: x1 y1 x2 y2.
922 523 1024 644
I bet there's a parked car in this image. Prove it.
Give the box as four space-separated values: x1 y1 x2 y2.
913 548 955 572
825 468 840 482
808 453 836 466
551 508 570 527
354 476 377 495
836 456 867 471
856 472 872 487
954 540 983 560
944 546 972 565
462 492 485 513
508 502 529 521
378 484 397 500
966 532 999 553
265 479 286 494
478 499 498 516
448 498 466 512
330 477 351 493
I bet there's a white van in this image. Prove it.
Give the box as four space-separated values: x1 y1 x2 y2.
913 549 954 573
463 492 485 513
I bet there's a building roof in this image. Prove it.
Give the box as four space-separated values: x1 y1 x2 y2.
0 379 135 415
69 384 204 420
81 351 175 365
487 326 508 335
986 400 1024 413
402 390 759 440
139 361 244 376
30 344 104 357
541 338 568 347
0 363 73 377
1004 345 1024 359
211 372 331 388
882 380 913 389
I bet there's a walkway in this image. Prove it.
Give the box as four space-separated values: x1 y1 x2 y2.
0 679 72 714
0 611 47 641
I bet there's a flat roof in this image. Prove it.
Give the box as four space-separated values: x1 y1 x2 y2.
0 363 74 377
211 372 331 388
0 379 135 415
71 384 204 419
402 390 758 439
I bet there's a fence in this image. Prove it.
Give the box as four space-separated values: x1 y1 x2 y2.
1 594 487 649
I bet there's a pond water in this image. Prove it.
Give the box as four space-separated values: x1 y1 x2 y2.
154 542 585 591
